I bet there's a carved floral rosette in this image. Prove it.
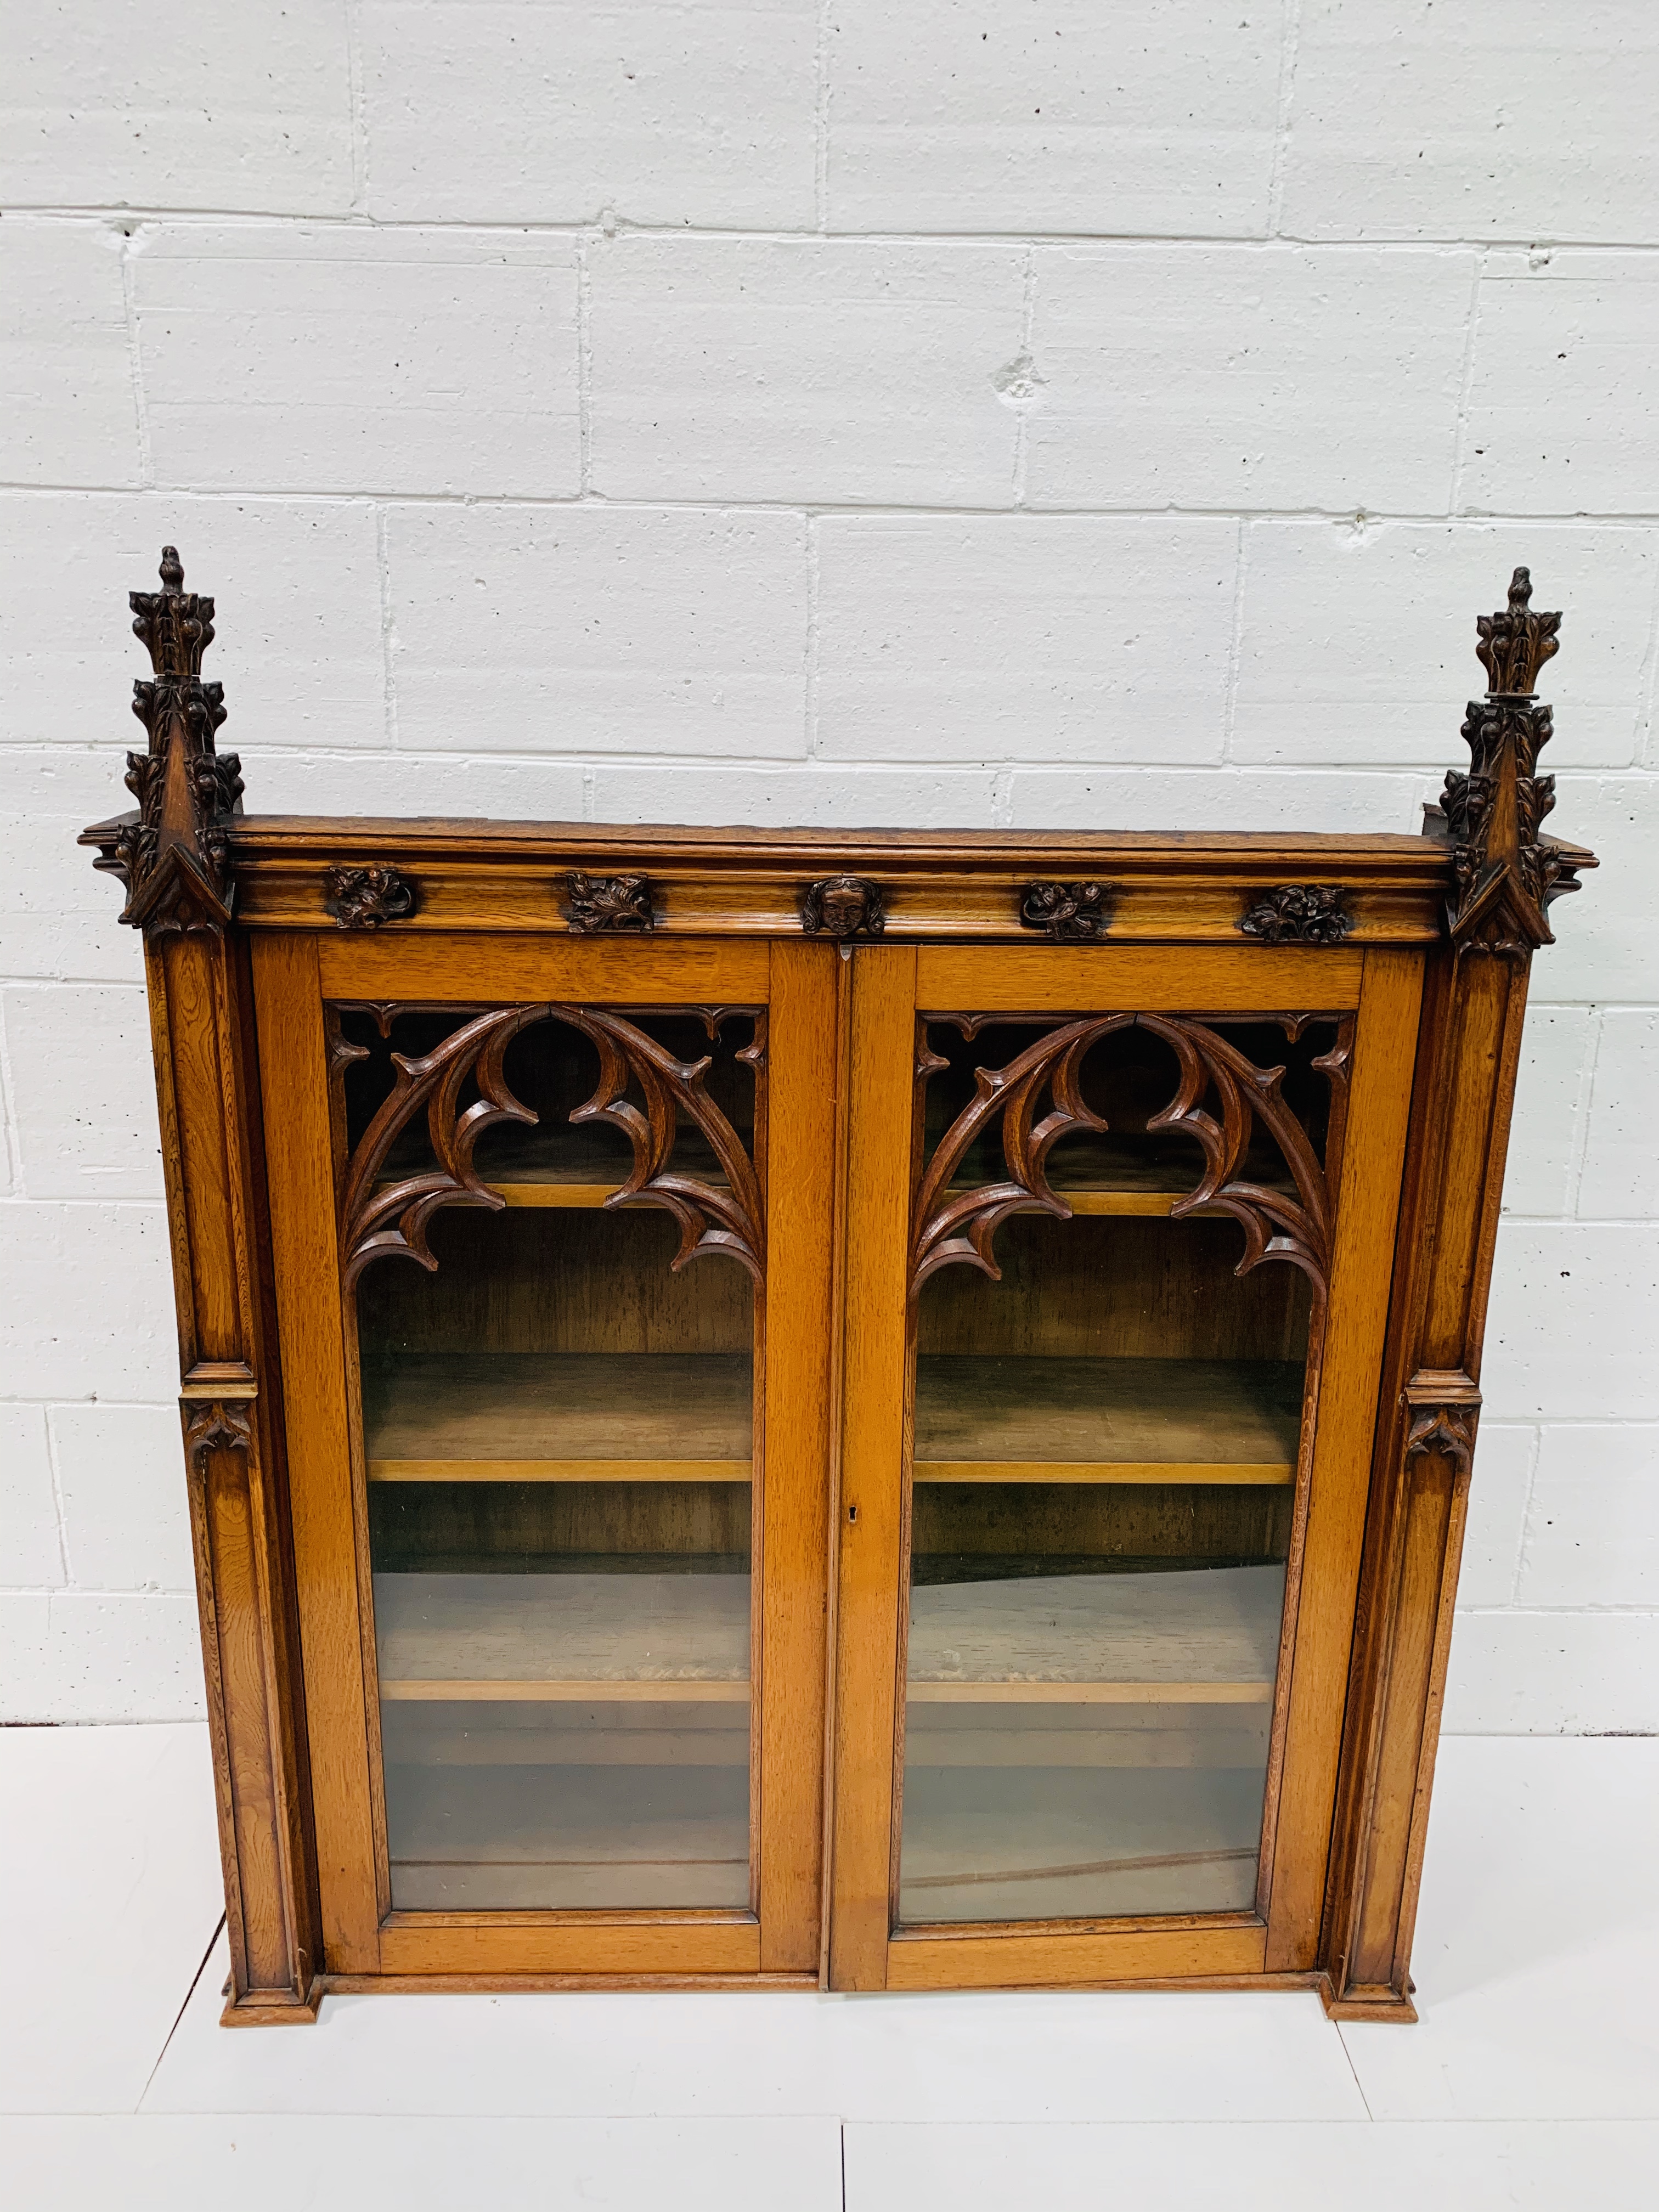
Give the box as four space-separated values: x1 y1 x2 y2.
325 865 417 930
566 873 655 934
1019 881 1113 941
1239 885 1352 946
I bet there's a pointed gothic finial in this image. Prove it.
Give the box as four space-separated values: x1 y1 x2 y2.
83 548 244 935
1473 566 1560 698
1439 568 1594 956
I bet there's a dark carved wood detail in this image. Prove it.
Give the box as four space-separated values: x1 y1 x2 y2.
911 1011 1125 1290
911 1013 1336 1300
561 1007 766 1282
801 874 886 940
1443 567 1595 954
338 1005 544 1290
325 864 416 930
566 872 654 933
184 1400 255 1470
337 1004 765 1289
1239 885 1353 946
1019 881 1113 941
1403 1406 1479 1473
85 549 244 937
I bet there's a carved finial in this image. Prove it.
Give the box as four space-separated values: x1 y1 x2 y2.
1474 567 1560 698
1438 567 1594 955
84 548 244 936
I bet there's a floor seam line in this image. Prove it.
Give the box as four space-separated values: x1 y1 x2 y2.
1336 2021 1376 2121
135 1912 225 2112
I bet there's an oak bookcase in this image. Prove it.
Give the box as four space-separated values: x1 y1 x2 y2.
82 550 1593 2023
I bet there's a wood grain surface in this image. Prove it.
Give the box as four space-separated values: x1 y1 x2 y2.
374 1570 752 1691
914 1356 1301 1480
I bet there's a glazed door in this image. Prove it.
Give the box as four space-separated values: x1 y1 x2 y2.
830 943 1423 1990
253 933 836 1983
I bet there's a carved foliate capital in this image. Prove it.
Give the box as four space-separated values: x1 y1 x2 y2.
566 872 654 933
184 1400 254 1471
87 548 244 937
1239 885 1352 946
325 864 417 930
1020 881 1113 942
1442 568 1595 954
1475 565 1559 698
1403 1404 1478 1475
801 874 886 940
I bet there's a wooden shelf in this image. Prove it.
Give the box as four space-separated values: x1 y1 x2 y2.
898 1763 1267 1922
363 1352 753 1483
939 1133 1299 1219
362 1351 1296 1487
374 1569 751 1702
902 1706 1270 1769
384 1760 751 1912
381 1127 1295 1217
380 1124 739 1211
906 1563 1283 1705
914 1356 1301 1485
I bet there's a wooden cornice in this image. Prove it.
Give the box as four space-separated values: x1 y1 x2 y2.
78 811 1458 944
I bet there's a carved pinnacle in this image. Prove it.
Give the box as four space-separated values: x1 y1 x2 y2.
84 548 244 937
1439 567 1594 955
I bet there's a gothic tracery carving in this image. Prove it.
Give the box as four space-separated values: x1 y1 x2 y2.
337 1003 765 1290
910 1012 1340 1302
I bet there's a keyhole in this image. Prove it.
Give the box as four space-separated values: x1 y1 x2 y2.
848 1504 859 1523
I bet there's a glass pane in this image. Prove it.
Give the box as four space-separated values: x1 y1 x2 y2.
898 1014 1338 1924
340 1005 760 1912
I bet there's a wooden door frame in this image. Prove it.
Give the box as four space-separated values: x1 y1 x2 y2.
828 941 1425 1992
252 930 837 1985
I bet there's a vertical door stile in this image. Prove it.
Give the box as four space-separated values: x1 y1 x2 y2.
1263 948 1425 1969
829 944 921 1990
252 931 384 1974
758 941 840 1970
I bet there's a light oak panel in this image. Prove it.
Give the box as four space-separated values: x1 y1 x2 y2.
318 931 767 1003
885 1920 1266 1991
916 945 1362 1013
378 1918 763 1978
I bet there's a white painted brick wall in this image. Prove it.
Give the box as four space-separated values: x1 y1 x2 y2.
1 2 1654 1734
